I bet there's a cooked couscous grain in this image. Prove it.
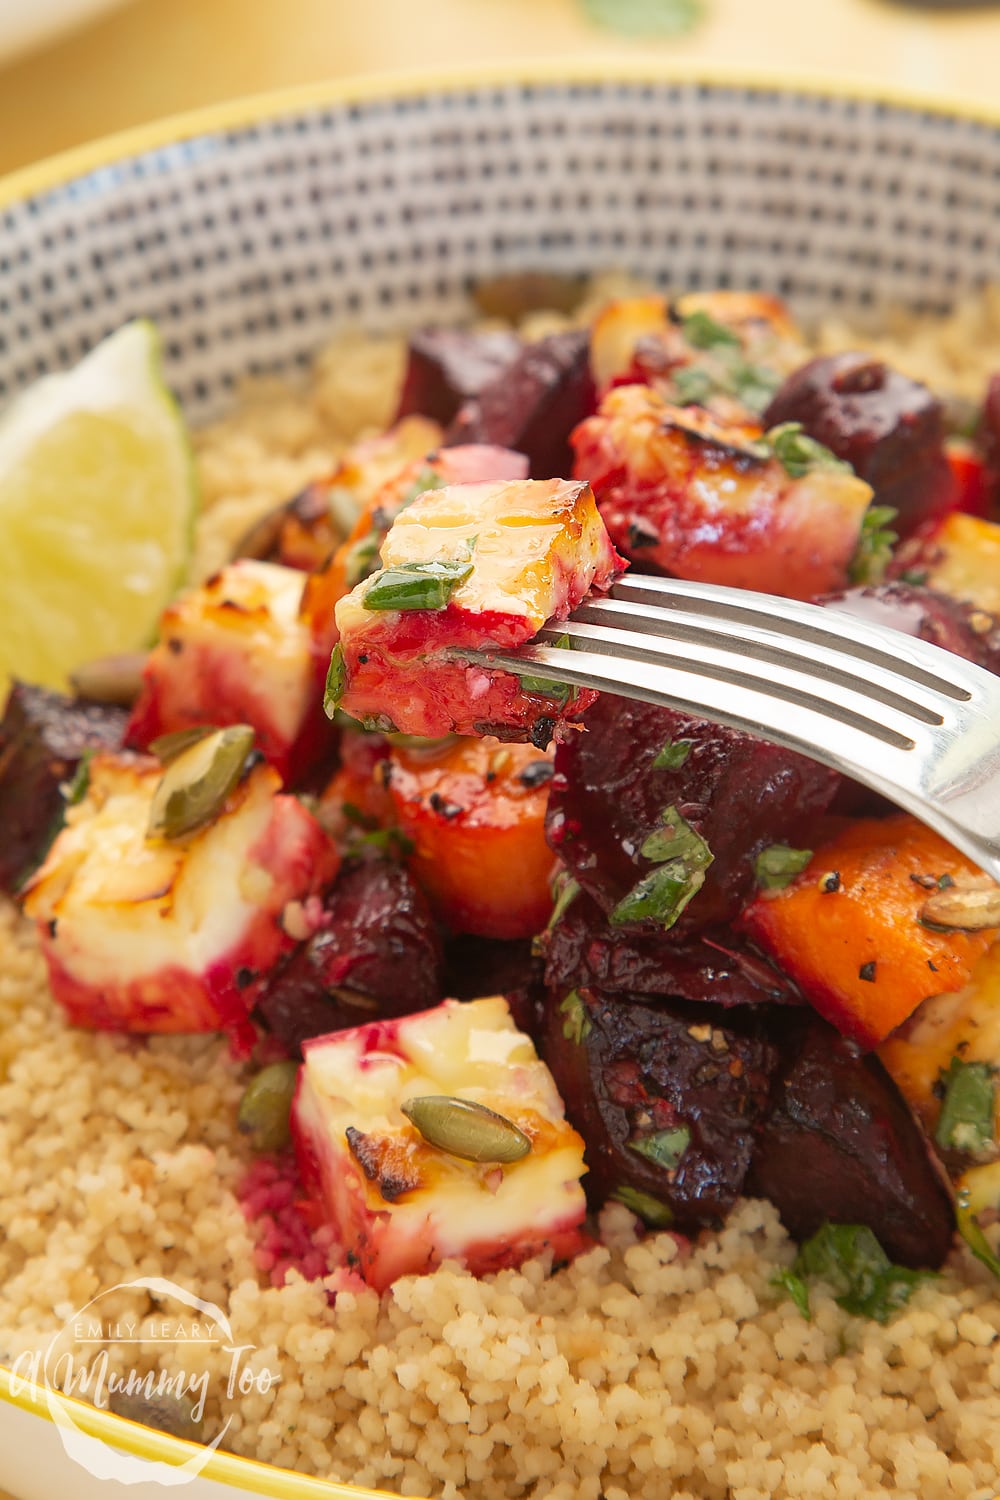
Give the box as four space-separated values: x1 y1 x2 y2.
4 285 1000 1499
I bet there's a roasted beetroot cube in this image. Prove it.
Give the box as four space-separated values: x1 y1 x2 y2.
331 477 623 740
0 682 127 896
545 695 840 938
396 328 523 426
820 580 1000 679
447 330 596 479
21 753 339 1036
748 1012 955 1270
763 352 955 538
257 857 444 1055
292 996 588 1290
978 373 1000 516
541 986 778 1231
539 887 801 1007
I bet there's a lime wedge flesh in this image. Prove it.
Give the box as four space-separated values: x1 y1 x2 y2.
0 321 195 699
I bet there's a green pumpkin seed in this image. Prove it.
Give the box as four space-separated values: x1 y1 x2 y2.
149 725 216 764
108 1388 205 1442
401 1095 531 1164
238 1060 299 1153
147 725 255 840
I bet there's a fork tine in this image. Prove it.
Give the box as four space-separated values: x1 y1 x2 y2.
610 576 972 701
559 601 947 728
474 576 1000 883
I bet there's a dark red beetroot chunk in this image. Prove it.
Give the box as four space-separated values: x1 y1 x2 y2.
821 581 1000 678
0 683 128 896
748 1012 954 1270
256 856 443 1055
446 330 596 479
978 373 1000 516
395 328 523 427
763 352 954 537
546 695 840 938
540 888 801 1007
541 987 778 1231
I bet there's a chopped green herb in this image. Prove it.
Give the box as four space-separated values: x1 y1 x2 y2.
364 557 474 612
766 422 852 479
729 358 782 413
343 528 382 588
671 364 717 407
652 738 693 771
771 1267 812 1320
559 989 591 1046
849 505 899 586
514 634 572 706
355 825 416 860
611 806 714 930
359 713 399 734
397 467 446 511
63 750 94 806
682 309 740 351
956 1189 1000 1280
548 870 581 930
898 568 929 587
323 644 347 718
935 1057 996 1157
755 844 813 891
613 1186 675 1228
790 1223 936 1323
629 1125 691 1171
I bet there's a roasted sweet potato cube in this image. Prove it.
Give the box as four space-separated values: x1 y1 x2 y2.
740 814 1000 1049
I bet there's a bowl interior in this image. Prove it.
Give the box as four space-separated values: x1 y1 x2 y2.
1 74 998 421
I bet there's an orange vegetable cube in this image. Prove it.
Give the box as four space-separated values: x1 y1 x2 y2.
740 814 1000 1049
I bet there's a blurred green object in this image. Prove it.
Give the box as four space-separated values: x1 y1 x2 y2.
579 0 705 36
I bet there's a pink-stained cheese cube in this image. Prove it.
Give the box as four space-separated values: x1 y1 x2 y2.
22 752 339 1036
330 477 624 740
292 996 589 1291
127 559 334 784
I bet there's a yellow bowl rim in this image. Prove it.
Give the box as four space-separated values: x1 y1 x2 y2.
1 51 999 1500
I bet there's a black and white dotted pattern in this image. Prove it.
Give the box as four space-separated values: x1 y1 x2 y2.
0 81 998 419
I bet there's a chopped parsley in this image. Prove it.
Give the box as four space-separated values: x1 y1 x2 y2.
548 869 581 930
63 750 94 806
342 528 382 588
610 806 713 930
956 1188 1000 1281
559 989 591 1046
754 844 813 891
629 1125 691 1172
934 1057 996 1157
363 556 474 612
323 644 347 718
765 422 851 479
514 634 573 706
613 1186 675 1228
773 1223 937 1323
652 738 693 771
849 504 899 586
397 466 447 511
681 309 741 351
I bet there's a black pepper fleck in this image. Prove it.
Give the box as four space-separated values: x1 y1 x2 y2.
518 760 554 789
357 653 368 665
235 966 255 990
530 716 555 750
166 638 183 655
927 959 939 972
859 961 877 982
821 870 841 893
428 791 462 819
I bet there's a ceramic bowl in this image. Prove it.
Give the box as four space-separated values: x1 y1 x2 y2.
2 61 1000 1500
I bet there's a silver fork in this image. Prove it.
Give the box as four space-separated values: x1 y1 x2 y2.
475 575 1000 884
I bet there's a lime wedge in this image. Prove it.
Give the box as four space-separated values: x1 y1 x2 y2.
0 320 196 699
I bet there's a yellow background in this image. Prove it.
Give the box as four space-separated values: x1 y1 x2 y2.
1 0 999 178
